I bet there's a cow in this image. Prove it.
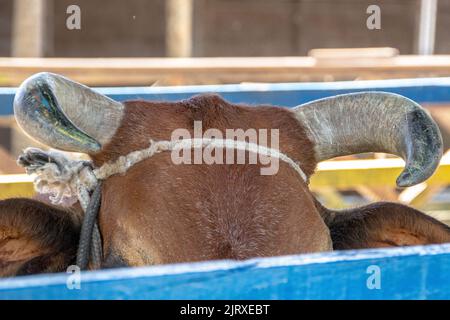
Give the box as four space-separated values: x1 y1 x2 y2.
1 72 450 277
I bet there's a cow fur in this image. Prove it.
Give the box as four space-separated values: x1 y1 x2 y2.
0 198 80 276
94 94 330 265
325 202 450 249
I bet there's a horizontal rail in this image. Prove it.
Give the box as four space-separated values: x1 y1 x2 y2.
1 243 449 299
1 56 450 87
311 156 450 188
2 77 450 116
0 174 34 199
2 156 450 200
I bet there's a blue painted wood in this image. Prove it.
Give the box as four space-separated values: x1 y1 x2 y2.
2 77 450 116
0 244 449 300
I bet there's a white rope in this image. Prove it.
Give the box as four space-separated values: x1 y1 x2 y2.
18 148 97 208
19 139 307 206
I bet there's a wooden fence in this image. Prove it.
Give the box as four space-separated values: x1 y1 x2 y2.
2 56 450 87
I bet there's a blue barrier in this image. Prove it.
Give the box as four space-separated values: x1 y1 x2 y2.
2 77 450 116
0 244 449 300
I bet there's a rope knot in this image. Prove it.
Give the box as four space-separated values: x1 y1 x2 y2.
17 147 97 206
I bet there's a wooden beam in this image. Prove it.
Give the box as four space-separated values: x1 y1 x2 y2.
417 0 438 55
308 47 399 59
3 155 450 199
310 154 450 189
0 174 34 199
4 55 450 86
11 0 49 57
165 0 193 57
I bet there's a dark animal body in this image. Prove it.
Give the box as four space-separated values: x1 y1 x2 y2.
0 72 449 276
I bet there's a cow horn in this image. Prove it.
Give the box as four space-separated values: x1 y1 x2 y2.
14 72 124 153
292 92 443 187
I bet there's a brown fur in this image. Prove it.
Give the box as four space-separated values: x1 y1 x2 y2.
93 94 330 265
0 198 80 277
325 202 450 250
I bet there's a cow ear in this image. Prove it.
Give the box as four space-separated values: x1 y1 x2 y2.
0 198 80 277
329 202 450 250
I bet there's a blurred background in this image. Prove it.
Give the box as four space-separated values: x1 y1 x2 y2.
1 0 450 58
0 0 449 224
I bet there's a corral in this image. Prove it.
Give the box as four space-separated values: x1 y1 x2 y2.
1 0 450 303
0 76 450 299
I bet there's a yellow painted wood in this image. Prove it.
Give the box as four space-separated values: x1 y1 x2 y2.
310 157 450 189
0 182 34 199
1 157 450 201
0 174 35 199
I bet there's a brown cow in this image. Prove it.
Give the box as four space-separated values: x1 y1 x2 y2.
1 72 449 277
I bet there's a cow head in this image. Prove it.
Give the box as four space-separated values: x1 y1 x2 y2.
5 72 449 273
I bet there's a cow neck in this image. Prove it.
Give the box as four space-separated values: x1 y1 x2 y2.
18 138 308 270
